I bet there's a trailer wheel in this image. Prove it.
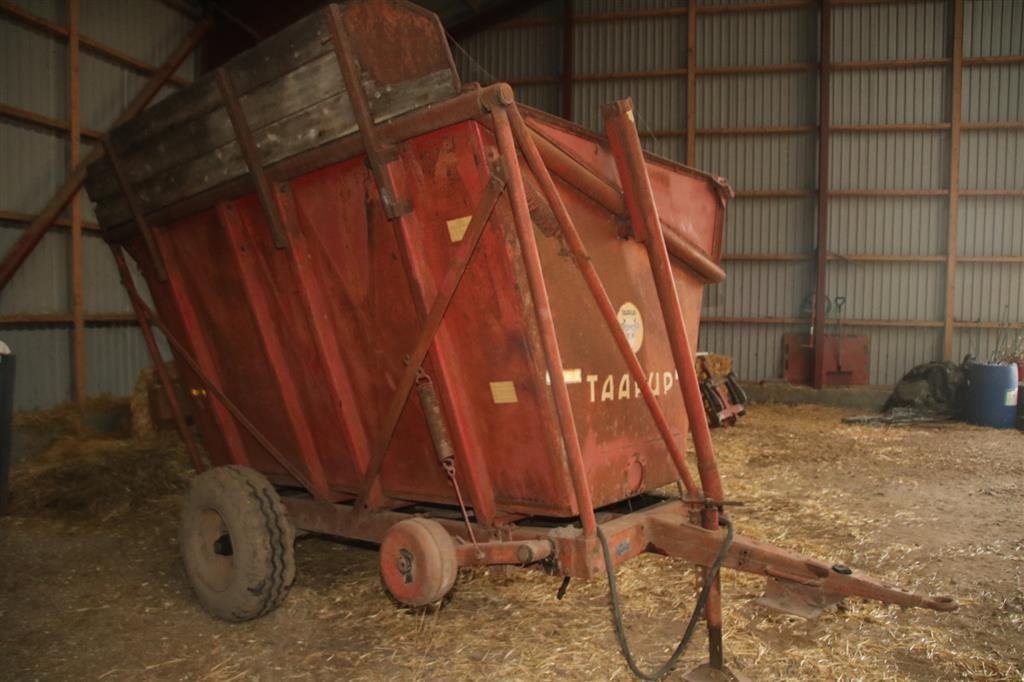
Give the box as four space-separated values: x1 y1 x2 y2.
179 465 295 621
379 518 457 607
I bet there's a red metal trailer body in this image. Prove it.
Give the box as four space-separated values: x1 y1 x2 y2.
85 2 956 678
132 114 721 520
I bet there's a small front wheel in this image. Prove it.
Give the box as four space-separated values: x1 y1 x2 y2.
179 465 295 621
379 518 457 607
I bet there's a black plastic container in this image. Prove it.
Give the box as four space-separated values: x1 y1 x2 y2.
0 347 14 515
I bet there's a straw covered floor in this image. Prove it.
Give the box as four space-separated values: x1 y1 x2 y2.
1 401 1021 680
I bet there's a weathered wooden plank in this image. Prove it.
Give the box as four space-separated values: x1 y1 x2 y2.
257 90 357 166
88 106 236 203
109 11 329 154
96 12 328 188
103 140 168 280
95 70 456 227
227 10 332 94
90 52 349 202
242 51 345 131
84 157 115 200
216 67 289 248
367 68 456 121
97 140 244 227
110 72 221 152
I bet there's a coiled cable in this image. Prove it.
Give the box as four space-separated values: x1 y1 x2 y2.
596 516 735 680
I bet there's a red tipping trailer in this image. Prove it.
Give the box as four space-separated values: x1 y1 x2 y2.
85 1 955 678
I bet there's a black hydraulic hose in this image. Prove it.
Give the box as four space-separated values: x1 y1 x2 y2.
596 517 735 681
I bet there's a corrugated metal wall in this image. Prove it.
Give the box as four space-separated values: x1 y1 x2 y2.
1 1 1020 410
454 0 1024 385
0 0 194 410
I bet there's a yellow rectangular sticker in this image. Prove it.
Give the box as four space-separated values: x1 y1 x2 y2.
489 381 518 404
545 369 582 385
446 215 472 242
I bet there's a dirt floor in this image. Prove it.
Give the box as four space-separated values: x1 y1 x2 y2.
1 401 1022 681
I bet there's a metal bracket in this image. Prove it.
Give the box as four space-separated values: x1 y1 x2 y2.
215 67 288 249
755 576 845 620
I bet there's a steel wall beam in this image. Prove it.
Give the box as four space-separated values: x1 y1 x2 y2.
0 103 104 141
943 0 964 361
560 0 573 120
502 55 1024 88
0 17 212 293
686 0 697 166
68 0 87 410
0 1 191 87
812 0 831 389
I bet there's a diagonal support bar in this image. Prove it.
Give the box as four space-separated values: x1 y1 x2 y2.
489 93 598 537
0 16 213 292
325 4 407 219
215 68 288 248
602 97 727 669
602 99 725 506
217 201 331 500
111 245 207 472
118 279 326 499
505 101 701 502
354 172 506 510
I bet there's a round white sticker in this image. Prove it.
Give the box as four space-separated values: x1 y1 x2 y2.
617 302 644 353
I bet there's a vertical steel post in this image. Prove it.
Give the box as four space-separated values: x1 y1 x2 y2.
68 0 86 411
325 4 406 219
216 69 288 248
560 0 574 121
490 90 597 537
505 104 701 500
944 0 964 361
601 100 724 505
602 98 726 668
271 182 384 509
813 0 832 389
686 0 698 166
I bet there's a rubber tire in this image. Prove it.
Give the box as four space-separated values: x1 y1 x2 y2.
179 465 295 621
379 518 457 607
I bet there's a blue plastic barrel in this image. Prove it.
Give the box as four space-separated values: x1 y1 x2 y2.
963 362 1019 429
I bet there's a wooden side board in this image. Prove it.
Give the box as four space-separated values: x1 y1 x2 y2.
90 69 455 228
107 10 331 154
84 2 459 235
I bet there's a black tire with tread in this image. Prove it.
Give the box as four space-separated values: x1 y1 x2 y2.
179 465 296 621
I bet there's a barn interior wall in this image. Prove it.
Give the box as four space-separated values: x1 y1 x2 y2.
0 0 194 410
456 0 1024 385
1 0 1021 410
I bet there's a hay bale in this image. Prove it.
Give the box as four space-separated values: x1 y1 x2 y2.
131 363 177 440
697 353 733 380
10 431 189 520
